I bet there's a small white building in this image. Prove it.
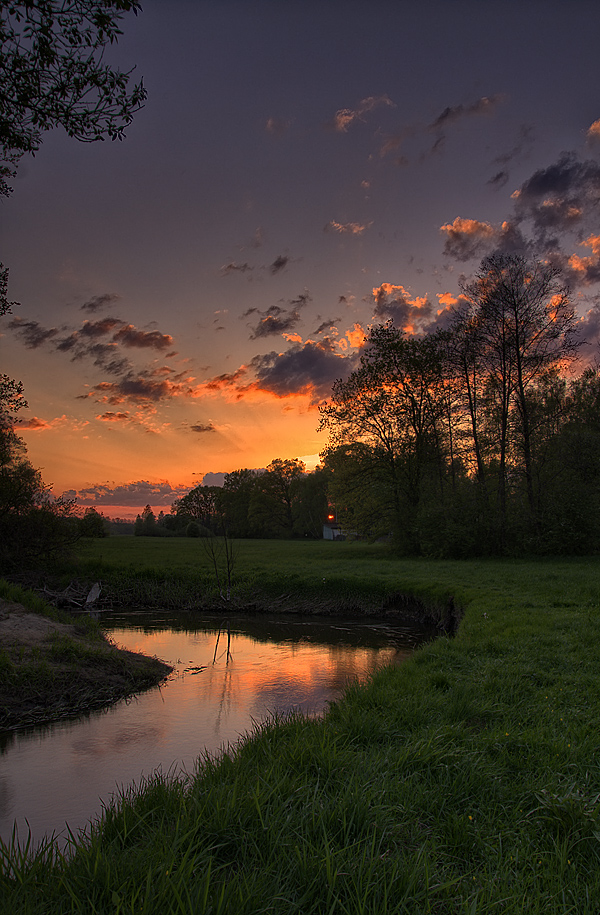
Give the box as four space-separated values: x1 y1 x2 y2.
323 522 343 540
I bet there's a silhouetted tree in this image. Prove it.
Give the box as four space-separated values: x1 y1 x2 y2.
78 506 108 537
134 504 157 536
459 255 578 544
0 424 78 569
220 469 259 537
319 325 451 550
249 459 305 538
172 484 222 533
0 0 146 196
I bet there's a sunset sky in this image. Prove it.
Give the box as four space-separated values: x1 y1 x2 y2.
2 0 600 518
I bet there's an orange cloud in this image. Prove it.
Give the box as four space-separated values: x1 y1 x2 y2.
96 412 131 423
19 415 90 432
568 234 600 279
19 416 51 430
345 323 366 348
587 118 600 141
371 284 434 333
324 220 373 236
373 282 404 299
440 216 495 241
332 95 394 132
437 292 459 307
440 216 519 261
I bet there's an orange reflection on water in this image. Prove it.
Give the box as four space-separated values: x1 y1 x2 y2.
0 613 428 850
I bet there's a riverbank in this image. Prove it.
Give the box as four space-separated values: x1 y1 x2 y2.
3 550 600 912
15 537 465 630
0 582 172 731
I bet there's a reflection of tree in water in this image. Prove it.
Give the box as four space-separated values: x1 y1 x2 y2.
213 662 234 739
0 776 14 820
108 612 433 654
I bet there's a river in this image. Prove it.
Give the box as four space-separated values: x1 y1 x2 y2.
0 610 433 850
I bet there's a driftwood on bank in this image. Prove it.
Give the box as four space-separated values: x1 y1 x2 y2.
38 580 105 612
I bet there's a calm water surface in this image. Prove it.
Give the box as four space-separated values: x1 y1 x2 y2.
0 611 432 848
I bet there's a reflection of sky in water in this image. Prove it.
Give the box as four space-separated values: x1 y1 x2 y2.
0 613 429 850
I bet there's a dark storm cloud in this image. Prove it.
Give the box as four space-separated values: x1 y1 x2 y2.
112 325 174 351
488 170 509 189
79 317 123 338
9 313 175 377
244 292 310 339
251 316 299 338
85 371 195 406
314 318 341 335
220 262 254 275
428 95 503 131
77 343 130 376
571 302 600 363
56 318 124 354
371 285 434 330
250 340 358 402
190 422 216 433
270 254 289 275
441 217 529 262
443 154 600 268
80 293 120 313
513 154 600 244
8 317 59 348
68 480 191 507
492 125 535 167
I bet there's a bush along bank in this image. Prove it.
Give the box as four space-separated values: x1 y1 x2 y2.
13 565 462 632
2 559 600 912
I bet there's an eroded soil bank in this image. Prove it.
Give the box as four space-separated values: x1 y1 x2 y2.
0 598 172 731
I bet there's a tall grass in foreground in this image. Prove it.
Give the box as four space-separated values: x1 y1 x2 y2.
3 553 600 912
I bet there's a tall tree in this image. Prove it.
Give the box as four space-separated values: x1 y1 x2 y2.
249 459 305 538
220 469 259 537
172 484 222 533
319 324 451 550
460 255 578 539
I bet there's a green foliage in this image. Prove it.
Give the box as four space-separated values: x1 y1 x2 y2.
157 462 330 542
0 426 79 571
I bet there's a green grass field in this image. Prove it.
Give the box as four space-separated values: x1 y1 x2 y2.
67 536 600 618
3 542 600 912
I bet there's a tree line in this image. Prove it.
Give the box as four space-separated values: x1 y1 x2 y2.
320 254 599 557
4 252 600 563
126 252 600 557
134 458 330 541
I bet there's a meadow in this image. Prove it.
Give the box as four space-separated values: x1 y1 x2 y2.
2 540 600 912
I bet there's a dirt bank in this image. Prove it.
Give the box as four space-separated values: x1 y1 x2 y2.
0 599 172 731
